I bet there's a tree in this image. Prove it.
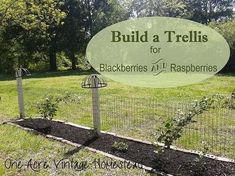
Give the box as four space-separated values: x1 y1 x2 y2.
209 20 235 72
0 0 129 73
184 0 233 24
59 0 129 70
129 0 233 23
0 0 66 73
130 0 187 17
58 0 86 70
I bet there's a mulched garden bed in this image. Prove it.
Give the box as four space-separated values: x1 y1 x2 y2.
12 118 235 176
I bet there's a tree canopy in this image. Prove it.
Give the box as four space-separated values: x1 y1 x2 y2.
0 0 234 74
209 20 235 72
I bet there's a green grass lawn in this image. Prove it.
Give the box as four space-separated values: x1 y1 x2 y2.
0 71 234 175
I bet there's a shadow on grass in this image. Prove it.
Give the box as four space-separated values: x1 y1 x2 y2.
0 71 234 82
217 73 235 77
0 69 97 81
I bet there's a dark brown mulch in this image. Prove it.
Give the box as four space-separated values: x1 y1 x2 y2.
13 118 235 176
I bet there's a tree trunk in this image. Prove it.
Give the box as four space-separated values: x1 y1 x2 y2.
71 52 77 70
86 0 93 37
49 47 57 71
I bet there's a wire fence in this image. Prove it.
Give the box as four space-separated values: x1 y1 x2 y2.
57 91 234 159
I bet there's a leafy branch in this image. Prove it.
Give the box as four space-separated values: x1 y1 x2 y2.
156 90 235 151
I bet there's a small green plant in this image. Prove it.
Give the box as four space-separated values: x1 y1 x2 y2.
112 141 128 152
36 95 59 120
194 141 210 172
36 92 80 120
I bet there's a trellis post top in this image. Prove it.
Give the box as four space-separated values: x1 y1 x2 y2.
81 74 107 89
15 66 31 78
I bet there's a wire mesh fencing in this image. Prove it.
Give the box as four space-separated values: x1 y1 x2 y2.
102 96 235 159
57 92 234 159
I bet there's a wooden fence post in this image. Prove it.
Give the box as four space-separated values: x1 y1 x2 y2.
16 67 25 119
91 76 101 136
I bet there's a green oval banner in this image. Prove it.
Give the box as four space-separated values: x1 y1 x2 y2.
86 17 230 88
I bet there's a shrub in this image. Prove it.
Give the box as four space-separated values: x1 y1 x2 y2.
156 96 210 150
112 141 128 152
36 92 81 120
223 90 235 109
36 95 59 120
156 91 234 152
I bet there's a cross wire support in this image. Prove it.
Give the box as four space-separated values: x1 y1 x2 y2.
15 66 31 119
82 74 107 137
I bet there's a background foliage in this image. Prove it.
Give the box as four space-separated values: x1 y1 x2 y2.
0 0 234 74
